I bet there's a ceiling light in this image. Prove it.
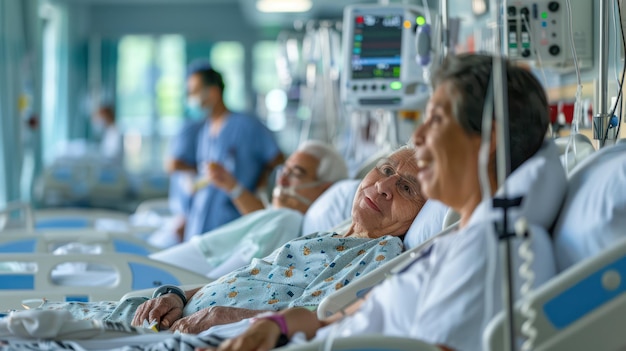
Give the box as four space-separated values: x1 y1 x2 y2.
256 0 312 13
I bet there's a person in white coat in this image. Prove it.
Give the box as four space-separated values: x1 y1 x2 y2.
92 104 123 164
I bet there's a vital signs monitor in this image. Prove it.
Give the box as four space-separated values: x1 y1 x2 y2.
341 4 431 110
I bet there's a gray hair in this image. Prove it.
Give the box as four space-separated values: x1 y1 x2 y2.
431 53 549 172
297 140 348 183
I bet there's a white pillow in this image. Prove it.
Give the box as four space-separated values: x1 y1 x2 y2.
553 142 626 271
405 141 567 253
302 179 360 235
465 140 567 236
499 140 567 230
403 200 449 249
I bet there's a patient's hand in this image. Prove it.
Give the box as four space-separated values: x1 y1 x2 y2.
207 162 237 193
131 294 184 330
169 306 263 334
215 319 281 351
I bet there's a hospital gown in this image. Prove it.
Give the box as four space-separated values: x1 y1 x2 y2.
184 232 402 313
39 231 402 327
185 112 281 239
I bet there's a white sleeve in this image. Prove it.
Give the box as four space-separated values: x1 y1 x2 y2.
321 226 499 351
411 225 498 351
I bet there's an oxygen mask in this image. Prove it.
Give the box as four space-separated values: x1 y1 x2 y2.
272 164 327 206
272 178 326 206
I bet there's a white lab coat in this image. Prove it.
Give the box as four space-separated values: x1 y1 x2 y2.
100 125 123 163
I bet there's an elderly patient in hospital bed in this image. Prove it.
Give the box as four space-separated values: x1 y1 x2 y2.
36 146 427 335
149 140 351 278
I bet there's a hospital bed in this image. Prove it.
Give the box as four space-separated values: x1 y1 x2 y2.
35 158 131 210
0 229 212 311
34 155 170 213
0 229 158 257
0 252 211 312
483 237 626 351
0 231 213 311
0 208 202 311
3 218 625 350
0 201 159 238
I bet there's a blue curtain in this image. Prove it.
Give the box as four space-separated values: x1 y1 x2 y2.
101 38 119 105
0 0 27 206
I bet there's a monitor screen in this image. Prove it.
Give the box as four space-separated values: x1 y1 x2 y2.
350 13 403 80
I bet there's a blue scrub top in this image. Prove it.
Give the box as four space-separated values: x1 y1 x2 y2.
168 119 204 216
184 112 281 239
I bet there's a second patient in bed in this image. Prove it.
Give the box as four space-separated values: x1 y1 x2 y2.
150 140 349 278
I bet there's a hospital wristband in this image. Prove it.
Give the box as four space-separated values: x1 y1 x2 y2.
228 183 244 199
152 285 187 306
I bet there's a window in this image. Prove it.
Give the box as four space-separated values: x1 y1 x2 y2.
116 35 185 172
253 41 280 94
210 42 246 111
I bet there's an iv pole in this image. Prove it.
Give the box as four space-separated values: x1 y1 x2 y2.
593 0 618 148
491 0 517 350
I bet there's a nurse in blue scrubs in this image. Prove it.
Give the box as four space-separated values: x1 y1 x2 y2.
173 65 283 241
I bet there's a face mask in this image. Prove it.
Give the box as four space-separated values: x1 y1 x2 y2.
186 95 210 120
272 180 326 206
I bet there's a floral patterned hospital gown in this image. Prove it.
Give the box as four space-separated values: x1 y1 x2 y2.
183 231 403 314
41 231 402 324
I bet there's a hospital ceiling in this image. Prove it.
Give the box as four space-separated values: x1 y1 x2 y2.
61 0 437 40
68 0 387 28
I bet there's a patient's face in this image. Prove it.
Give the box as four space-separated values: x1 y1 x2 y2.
272 151 327 213
351 148 426 238
413 82 482 210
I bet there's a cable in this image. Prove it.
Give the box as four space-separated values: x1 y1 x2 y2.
479 74 494 201
477 67 498 343
484 215 498 342
612 1 626 137
562 0 584 172
603 0 626 144
613 0 622 87
515 218 537 351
